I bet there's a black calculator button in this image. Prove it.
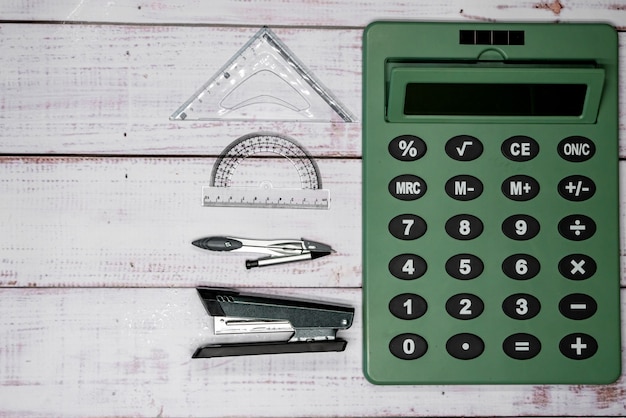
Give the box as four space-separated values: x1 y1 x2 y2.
501 214 540 240
558 254 596 280
388 254 427 280
502 254 540 280
557 136 596 162
445 214 483 240
388 135 427 162
558 215 596 241
445 254 484 280
445 175 483 201
446 333 484 360
388 214 427 240
446 294 484 320
389 293 428 320
389 333 428 360
559 294 597 320
445 135 483 161
559 333 598 360
558 175 596 201
389 174 427 201
502 293 541 320
501 175 540 201
501 136 539 162
503 333 541 360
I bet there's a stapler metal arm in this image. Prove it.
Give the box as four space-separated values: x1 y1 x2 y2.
192 287 354 358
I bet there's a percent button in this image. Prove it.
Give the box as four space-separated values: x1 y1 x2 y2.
388 135 427 162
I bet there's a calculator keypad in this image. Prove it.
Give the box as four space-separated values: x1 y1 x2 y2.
386 133 605 364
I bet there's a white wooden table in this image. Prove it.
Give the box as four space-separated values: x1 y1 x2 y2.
1 1 625 416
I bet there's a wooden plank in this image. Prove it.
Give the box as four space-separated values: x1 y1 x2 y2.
2 24 626 156
0 24 361 157
0 287 624 417
3 0 626 28
0 156 361 288
2 156 625 288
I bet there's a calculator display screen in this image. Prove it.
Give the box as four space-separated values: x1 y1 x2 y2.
404 83 587 116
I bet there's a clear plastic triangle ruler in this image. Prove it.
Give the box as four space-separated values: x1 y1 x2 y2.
170 26 355 122
203 133 330 209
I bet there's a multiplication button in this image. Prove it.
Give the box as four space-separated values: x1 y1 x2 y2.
559 333 598 360
558 254 596 280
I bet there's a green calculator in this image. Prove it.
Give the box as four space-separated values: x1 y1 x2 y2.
362 22 621 384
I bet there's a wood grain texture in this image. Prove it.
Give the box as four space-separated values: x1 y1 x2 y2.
0 156 361 288
2 0 626 28
0 287 624 418
1 1 625 416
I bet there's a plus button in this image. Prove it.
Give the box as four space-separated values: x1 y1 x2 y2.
559 333 598 360
570 337 588 356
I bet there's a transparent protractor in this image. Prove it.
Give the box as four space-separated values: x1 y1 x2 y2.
210 133 322 190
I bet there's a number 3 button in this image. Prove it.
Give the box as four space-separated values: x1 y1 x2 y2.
502 294 541 320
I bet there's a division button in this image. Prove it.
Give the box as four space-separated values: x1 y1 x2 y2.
446 333 484 360
501 214 540 240
557 136 596 162
389 293 428 320
559 294 597 320
445 175 483 201
502 293 541 320
389 174 427 201
502 175 540 201
445 254 484 280
502 254 540 280
558 254 596 280
445 135 483 161
558 215 596 241
559 333 598 360
389 333 428 360
388 135 427 162
445 214 483 240
388 254 427 280
501 136 539 162
388 214 427 240
446 293 484 320
503 333 541 359
558 175 596 201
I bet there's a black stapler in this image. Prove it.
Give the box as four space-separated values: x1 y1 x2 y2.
192 287 354 358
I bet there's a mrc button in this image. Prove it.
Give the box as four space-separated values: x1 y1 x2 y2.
389 175 426 200
501 136 539 162
558 136 596 162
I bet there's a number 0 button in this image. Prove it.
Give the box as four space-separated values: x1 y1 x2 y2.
390 333 428 360
445 214 483 240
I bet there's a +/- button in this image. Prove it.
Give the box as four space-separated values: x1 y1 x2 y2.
558 175 596 202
